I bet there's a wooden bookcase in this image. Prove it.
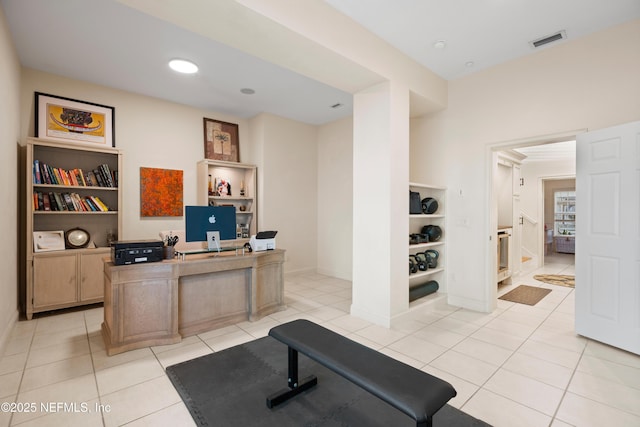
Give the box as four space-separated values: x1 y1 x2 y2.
24 138 122 319
197 159 257 244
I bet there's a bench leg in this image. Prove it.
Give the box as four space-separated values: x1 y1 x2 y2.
266 346 318 408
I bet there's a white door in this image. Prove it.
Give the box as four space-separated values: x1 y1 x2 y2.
575 120 640 355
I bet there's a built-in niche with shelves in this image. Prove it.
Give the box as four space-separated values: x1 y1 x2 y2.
409 182 446 305
197 159 257 243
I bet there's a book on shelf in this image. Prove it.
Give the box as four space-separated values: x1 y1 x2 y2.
33 190 111 212
33 160 117 188
42 193 51 211
90 196 109 211
34 160 41 184
53 192 66 211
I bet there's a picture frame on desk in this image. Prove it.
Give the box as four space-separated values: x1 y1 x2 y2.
203 118 239 162
35 92 115 147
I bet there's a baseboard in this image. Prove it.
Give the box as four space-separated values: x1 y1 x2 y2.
284 267 317 277
447 294 492 313
0 309 19 357
350 304 391 328
388 293 449 326
315 267 351 282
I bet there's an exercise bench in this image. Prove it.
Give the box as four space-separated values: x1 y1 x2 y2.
266 319 457 427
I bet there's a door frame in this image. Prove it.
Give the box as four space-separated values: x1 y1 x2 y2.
485 129 585 310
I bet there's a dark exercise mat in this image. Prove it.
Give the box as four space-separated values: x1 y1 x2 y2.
166 336 492 427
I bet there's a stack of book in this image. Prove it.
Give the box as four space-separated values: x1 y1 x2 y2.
32 191 110 212
33 160 117 188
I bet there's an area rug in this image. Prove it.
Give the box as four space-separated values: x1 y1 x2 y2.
533 274 575 288
166 336 492 426
499 285 552 306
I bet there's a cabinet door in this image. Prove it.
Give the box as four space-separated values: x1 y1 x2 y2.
80 250 107 301
33 253 77 308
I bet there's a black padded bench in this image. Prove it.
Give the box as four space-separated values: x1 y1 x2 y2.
266 319 457 427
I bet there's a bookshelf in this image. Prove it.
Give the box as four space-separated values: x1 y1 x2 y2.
197 159 257 244
24 138 122 319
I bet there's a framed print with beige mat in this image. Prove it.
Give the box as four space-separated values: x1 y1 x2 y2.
499 285 551 306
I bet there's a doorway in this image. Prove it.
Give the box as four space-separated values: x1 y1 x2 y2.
541 179 576 271
486 130 581 308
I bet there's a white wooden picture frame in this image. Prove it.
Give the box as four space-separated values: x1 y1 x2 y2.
33 231 65 252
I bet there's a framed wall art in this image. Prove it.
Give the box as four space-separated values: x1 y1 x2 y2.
203 118 239 162
35 92 115 147
140 167 183 217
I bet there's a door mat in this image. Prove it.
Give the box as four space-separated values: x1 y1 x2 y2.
499 285 552 306
533 274 575 288
166 336 492 427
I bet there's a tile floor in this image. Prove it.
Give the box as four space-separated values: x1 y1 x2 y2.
1 253 639 426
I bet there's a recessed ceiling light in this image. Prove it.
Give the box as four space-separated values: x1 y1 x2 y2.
433 40 447 49
168 59 198 74
240 88 255 95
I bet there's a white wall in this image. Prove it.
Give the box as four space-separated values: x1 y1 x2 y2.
411 19 640 311
519 159 575 262
520 160 576 227
0 5 21 354
317 116 353 280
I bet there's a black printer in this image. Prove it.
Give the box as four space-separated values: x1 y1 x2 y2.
111 240 164 265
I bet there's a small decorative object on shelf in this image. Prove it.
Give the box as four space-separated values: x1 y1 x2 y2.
65 228 91 249
216 178 230 196
106 229 117 246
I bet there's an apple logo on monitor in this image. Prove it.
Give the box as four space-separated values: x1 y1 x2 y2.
208 215 216 224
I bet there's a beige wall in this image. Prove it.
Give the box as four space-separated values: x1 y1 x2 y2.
19 71 322 276
0 5 21 354
411 19 640 310
250 113 319 274
317 116 353 279
19 69 250 242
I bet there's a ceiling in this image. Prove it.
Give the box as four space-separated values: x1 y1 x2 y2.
514 140 576 162
2 0 639 125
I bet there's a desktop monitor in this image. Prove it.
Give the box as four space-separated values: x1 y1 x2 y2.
185 205 236 242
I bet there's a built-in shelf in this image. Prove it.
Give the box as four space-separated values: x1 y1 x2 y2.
409 181 446 304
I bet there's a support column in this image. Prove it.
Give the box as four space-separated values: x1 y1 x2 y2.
351 81 410 327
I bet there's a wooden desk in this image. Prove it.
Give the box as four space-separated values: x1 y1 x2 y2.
101 249 285 355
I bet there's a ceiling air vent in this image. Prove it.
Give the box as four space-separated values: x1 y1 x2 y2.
529 30 567 49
